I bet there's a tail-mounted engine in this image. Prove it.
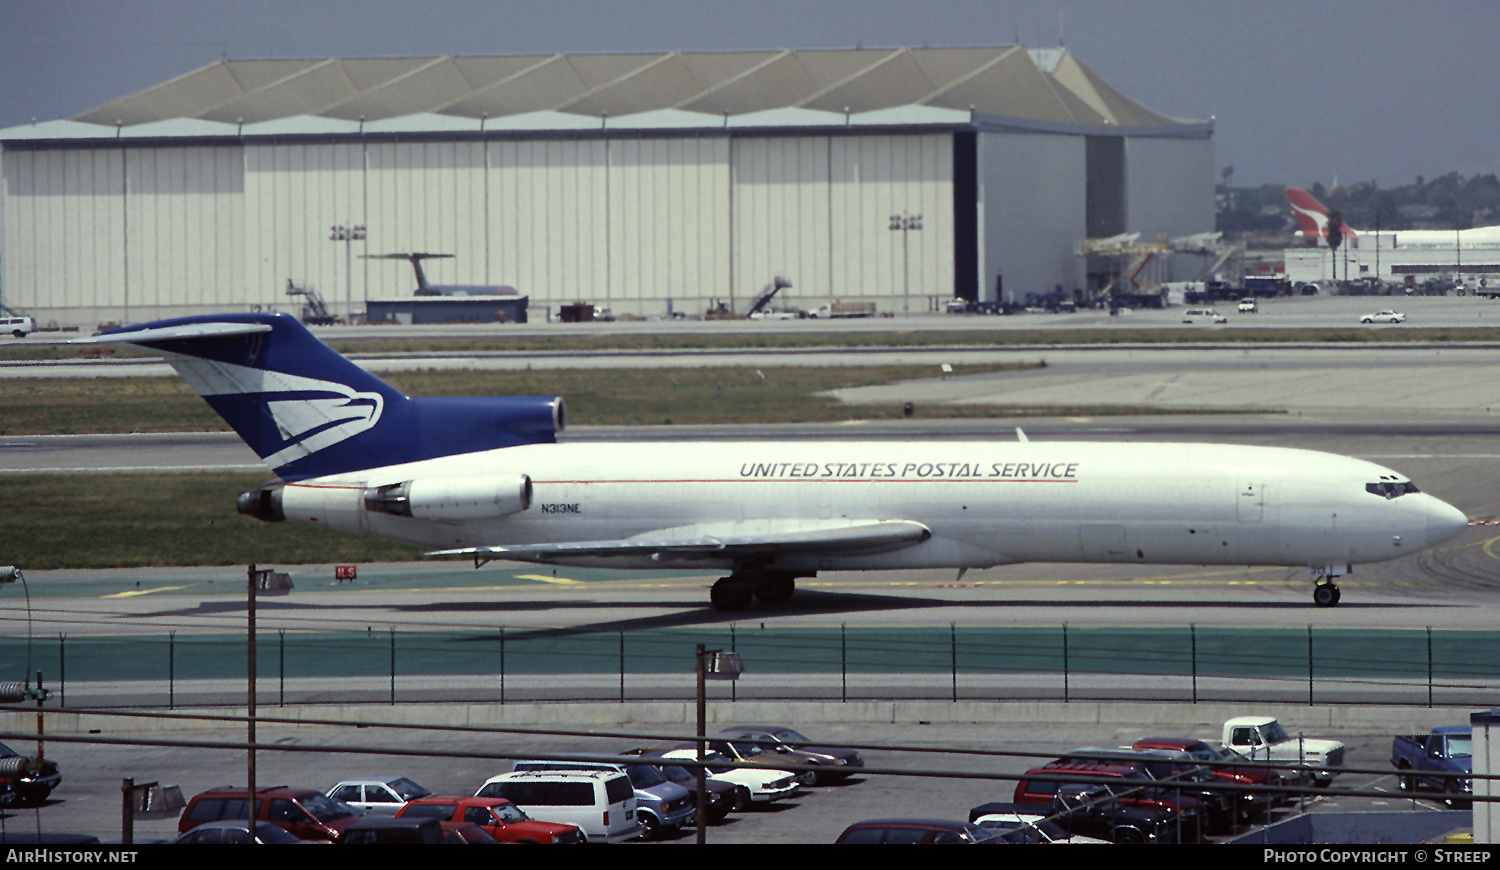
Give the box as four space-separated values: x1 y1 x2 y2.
364 474 533 521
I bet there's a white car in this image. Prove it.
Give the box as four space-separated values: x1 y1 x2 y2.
973 809 1110 844
657 749 801 804
326 776 431 815
1237 297 1258 313
1360 309 1406 323
1181 308 1228 325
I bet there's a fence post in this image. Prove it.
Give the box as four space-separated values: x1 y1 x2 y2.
841 624 847 702
389 627 395 705
619 631 625 703
57 634 65 709
1427 626 1433 708
1307 625 1314 706
1062 624 1069 703
499 627 505 705
1191 623 1198 704
168 631 175 710
950 623 957 702
278 629 285 708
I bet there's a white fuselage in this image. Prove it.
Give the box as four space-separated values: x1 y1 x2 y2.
274 440 1468 574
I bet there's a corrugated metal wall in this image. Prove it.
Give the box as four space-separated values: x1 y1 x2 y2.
4 131 953 324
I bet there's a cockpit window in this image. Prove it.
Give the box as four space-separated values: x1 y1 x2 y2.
1367 480 1420 499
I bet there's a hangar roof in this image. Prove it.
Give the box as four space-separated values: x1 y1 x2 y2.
63 46 1199 134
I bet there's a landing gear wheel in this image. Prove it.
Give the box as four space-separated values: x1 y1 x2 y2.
755 575 796 603
711 577 753 612
1313 581 1341 607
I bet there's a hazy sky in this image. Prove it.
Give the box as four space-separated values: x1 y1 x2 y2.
3 0 1497 188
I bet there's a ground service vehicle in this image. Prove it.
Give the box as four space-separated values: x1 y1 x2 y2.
0 316 34 338
1391 726 1471 807
396 795 585 843
1221 717 1345 786
1360 309 1406 323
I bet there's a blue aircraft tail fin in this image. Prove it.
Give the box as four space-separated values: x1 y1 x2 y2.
96 313 563 480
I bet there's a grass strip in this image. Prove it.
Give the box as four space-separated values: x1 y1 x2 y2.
1 473 425 570
0 363 1044 434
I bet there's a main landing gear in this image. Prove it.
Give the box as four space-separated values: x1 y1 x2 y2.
710 569 807 612
1312 579 1342 607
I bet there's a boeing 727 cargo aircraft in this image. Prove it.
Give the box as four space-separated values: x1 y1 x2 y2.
79 313 1469 610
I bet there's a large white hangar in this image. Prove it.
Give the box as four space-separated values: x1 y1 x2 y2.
1 46 1213 327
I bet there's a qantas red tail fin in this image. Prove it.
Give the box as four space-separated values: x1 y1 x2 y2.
1285 187 1358 244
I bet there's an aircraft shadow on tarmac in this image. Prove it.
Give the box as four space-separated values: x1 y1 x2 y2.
128 587 1459 633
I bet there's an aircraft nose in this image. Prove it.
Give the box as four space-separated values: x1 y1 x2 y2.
1425 498 1470 548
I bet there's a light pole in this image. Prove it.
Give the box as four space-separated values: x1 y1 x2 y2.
694 645 742 844
889 212 922 316
329 224 366 322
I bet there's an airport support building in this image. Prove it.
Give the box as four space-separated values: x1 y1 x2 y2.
1 47 1213 327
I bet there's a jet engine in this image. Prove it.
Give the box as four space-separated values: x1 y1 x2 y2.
364 474 533 521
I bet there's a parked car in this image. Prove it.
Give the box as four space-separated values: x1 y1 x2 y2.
1063 747 1237 833
622 753 739 823
835 818 1009 844
982 785 1183 844
0 742 61 805
475 770 638 844
395 795 585 843
1360 309 1406 323
168 820 317 844
1013 762 1204 840
1181 308 1228 324
335 816 446 845
1131 736 1290 819
967 802 1110 844
440 822 499 844
1221 716 1345 787
1391 726 1471 807
709 726 865 784
178 786 363 842
656 749 801 805
325 776 431 815
1237 297 1258 313
509 758 694 838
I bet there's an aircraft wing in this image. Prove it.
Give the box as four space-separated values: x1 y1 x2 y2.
428 519 932 563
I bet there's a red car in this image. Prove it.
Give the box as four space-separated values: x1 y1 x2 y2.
178 786 362 842
1131 737 1291 818
395 796 585 844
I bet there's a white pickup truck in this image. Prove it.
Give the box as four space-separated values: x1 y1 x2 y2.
1221 716 1346 787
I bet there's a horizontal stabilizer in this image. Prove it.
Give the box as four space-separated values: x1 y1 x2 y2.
65 322 273 345
429 519 932 563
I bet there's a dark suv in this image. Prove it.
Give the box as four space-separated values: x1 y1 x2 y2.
178 786 363 842
1013 762 1204 841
